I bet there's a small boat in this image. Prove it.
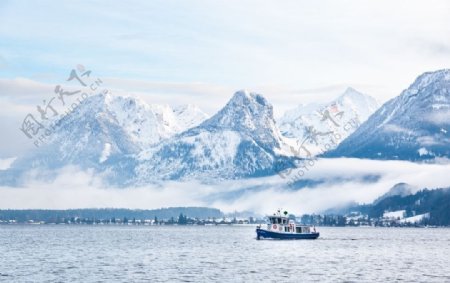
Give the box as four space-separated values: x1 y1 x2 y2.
256 210 319 240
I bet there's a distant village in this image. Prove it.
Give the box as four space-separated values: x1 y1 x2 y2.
0 213 261 226
0 211 437 227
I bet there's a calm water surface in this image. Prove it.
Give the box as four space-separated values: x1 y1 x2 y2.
0 226 449 282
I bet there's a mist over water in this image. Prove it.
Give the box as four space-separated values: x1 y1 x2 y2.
1 225 449 282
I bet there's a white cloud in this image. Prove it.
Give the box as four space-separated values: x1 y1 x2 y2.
0 78 53 100
1 158 449 215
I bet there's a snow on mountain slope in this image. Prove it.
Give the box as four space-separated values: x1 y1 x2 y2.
6 93 208 186
101 94 208 147
278 88 379 156
135 90 295 182
326 69 450 160
173 104 209 131
102 95 177 147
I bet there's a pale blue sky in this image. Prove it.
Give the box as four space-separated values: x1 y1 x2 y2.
1 0 449 87
1 0 450 156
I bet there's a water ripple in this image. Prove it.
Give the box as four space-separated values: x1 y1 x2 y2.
0 226 449 282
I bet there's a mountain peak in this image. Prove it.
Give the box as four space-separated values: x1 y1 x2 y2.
200 90 274 133
410 69 450 90
326 69 450 160
230 90 269 107
136 90 292 182
343 86 359 94
395 69 450 114
278 87 379 156
233 89 251 97
337 87 375 104
172 104 209 130
374 183 415 204
341 87 363 98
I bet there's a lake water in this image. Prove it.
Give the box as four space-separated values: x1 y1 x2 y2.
0 226 449 282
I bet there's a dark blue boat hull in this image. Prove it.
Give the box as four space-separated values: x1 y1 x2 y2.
256 228 319 240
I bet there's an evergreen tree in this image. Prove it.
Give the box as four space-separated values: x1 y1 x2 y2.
178 213 187 225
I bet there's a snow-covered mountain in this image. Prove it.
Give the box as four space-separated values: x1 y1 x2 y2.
135 90 294 182
103 95 208 147
278 88 379 156
326 69 450 160
4 90 294 185
7 93 209 185
42 93 208 149
8 67 448 187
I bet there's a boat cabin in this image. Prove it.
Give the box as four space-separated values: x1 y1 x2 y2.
266 215 314 234
267 216 295 232
268 216 288 225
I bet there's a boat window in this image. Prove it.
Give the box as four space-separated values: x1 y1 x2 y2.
270 217 286 224
296 227 302 233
